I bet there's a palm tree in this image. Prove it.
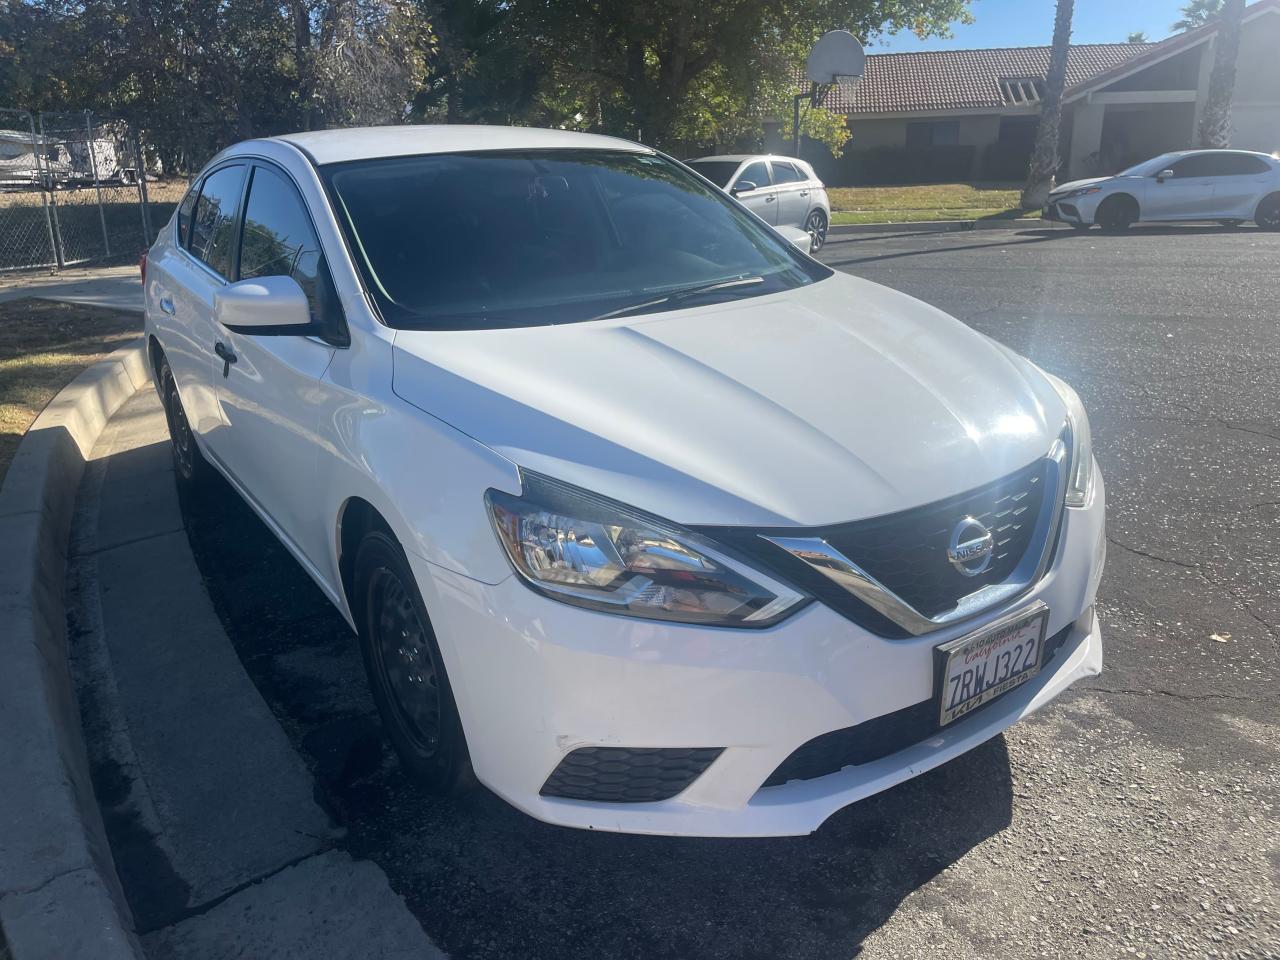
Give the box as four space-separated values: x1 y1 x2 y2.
1198 0 1247 147
1173 0 1225 32
1020 0 1074 210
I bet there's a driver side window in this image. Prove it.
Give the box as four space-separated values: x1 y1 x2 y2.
237 164 344 342
735 161 771 192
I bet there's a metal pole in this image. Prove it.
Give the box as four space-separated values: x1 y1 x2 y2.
37 113 66 269
85 110 111 258
793 93 804 158
26 111 59 271
132 129 154 245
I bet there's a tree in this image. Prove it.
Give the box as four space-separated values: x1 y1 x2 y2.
1172 0 1224 32
1126 31 1149 43
1020 0 1074 210
516 0 973 150
1197 0 1246 147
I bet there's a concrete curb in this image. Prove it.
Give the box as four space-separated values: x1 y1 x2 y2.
829 217 1049 237
0 340 150 960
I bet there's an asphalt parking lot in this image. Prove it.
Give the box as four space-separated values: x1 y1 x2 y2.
177 224 1279 960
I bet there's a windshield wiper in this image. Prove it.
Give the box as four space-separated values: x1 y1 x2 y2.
589 275 765 322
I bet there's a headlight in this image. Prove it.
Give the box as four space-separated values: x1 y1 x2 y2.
486 473 807 627
1064 186 1103 200
1044 372 1095 508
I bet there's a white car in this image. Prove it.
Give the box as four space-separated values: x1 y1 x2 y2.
1046 149 1280 232
144 125 1105 838
687 154 832 250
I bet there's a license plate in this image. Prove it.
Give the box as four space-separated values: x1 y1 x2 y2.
935 603 1049 727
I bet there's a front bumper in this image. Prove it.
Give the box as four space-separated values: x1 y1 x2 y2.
412 465 1106 838
1044 193 1105 225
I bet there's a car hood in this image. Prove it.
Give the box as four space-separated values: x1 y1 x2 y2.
391 273 1066 527
1049 176 1114 197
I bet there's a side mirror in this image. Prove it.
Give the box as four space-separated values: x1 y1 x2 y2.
214 275 312 333
1156 169 1175 182
731 181 757 196
775 225 815 253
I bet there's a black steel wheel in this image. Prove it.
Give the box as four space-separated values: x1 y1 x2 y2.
354 529 470 792
158 354 211 488
1255 194 1280 231
1096 195 1138 233
805 209 829 252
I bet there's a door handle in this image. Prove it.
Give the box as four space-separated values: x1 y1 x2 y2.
765 194 776 202
214 341 237 378
159 296 175 315
800 190 809 197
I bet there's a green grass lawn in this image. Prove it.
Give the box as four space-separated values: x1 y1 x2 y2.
827 183 1036 224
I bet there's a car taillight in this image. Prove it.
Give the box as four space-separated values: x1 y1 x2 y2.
139 251 147 286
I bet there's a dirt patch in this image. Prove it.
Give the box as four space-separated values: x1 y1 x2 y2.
0 297 141 483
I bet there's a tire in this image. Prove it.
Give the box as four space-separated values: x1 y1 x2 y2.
158 355 213 489
353 529 471 793
805 209 828 252
1255 193 1280 231
1096 195 1138 233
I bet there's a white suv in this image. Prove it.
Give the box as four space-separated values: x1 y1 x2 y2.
144 125 1105 838
687 154 832 250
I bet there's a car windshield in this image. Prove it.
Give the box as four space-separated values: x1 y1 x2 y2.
323 150 828 329
1118 153 1181 177
686 160 742 188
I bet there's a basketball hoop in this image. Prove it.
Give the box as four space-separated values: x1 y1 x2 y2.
795 31 866 156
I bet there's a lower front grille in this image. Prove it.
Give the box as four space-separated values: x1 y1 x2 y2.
761 624 1072 788
540 746 723 803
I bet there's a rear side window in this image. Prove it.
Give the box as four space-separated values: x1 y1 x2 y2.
736 161 771 190
238 165 340 329
1219 154 1271 175
771 161 803 184
188 164 246 277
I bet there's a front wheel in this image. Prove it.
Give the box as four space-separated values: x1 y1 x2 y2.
354 530 471 793
1096 195 1138 233
805 209 829 252
1255 194 1280 231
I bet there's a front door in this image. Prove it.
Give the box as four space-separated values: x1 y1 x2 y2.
731 160 778 225
1143 154 1220 220
208 162 344 573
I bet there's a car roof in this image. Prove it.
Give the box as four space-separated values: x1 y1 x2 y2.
1163 148 1275 159
691 154 809 165
265 125 650 166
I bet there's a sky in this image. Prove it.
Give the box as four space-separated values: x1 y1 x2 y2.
870 0 1193 53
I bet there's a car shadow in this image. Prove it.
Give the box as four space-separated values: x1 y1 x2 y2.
179 471 1015 960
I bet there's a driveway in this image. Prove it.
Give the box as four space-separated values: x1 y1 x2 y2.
172 225 1280 959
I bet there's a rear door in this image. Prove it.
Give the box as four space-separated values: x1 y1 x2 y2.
769 160 811 228
1143 154 1221 220
1210 153 1274 219
149 162 248 438
208 161 345 572
731 160 778 225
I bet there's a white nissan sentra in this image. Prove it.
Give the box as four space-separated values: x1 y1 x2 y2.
143 125 1105 837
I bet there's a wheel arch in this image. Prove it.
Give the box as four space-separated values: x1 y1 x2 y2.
1098 192 1139 215
336 495 396 623
1255 190 1280 228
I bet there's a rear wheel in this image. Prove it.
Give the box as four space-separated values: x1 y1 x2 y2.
1255 193 1280 231
805 209 828 252
354 529 471 793
158 355 212 489
1096 195 1138 233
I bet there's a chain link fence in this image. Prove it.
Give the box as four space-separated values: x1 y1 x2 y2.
0 108 190 272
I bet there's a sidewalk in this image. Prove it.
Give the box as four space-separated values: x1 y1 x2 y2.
0 265 143 314
67 387 444 959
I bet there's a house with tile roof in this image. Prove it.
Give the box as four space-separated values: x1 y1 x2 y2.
789 0 1279 184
